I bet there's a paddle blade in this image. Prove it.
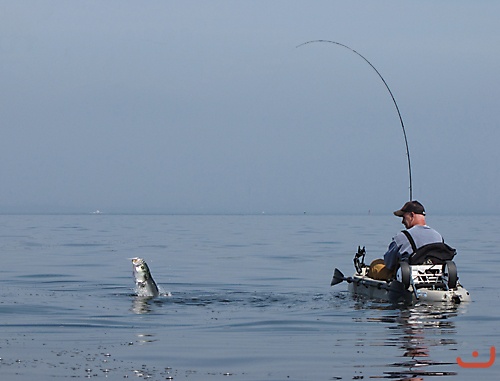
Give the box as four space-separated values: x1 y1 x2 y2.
330 268 345 286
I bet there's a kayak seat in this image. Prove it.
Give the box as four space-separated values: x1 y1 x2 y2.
408 242 456 265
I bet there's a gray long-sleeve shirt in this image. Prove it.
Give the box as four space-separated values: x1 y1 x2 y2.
384 225 443 270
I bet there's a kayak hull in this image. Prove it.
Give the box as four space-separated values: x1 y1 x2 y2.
346 270 471 304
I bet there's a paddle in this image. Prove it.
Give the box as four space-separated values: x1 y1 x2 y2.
330 268 353 286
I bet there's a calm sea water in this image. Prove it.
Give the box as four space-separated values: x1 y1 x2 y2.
0 214 499 380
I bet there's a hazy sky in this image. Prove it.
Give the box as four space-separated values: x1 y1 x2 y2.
1 1 499 215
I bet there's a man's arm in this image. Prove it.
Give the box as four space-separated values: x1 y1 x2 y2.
383 240 401 270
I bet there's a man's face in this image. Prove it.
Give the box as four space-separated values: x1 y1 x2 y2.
401 212 414 229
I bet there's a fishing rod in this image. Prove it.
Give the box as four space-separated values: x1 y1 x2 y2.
296 40 413 201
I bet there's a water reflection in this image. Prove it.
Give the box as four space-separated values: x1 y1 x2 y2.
131 296 156 314
354 301 466 380
136 333 157 344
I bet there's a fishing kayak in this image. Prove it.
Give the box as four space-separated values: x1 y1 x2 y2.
331 247 471 304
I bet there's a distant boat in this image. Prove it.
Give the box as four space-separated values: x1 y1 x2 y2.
91 210 102 214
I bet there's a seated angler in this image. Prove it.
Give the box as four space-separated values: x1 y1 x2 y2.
368 200 444 281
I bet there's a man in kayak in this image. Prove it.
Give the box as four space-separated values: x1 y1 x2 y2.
368 200 444 280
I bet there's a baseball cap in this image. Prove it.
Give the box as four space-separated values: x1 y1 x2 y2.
393 200 426 217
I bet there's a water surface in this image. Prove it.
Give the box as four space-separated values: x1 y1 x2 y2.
0 214 498 380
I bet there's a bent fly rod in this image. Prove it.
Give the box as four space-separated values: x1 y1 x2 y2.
296 40 413 201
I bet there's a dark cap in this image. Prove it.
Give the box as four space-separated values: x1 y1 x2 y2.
393 201 426 217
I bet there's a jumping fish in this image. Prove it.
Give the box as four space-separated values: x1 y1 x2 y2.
131 257 159 297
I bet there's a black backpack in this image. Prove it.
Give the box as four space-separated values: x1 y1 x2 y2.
402 230 456 265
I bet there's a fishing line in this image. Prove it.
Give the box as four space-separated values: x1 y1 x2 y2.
296 40 413 201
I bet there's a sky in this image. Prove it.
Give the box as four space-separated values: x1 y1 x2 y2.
1 1 499 215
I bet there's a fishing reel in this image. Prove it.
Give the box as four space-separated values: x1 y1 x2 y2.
354 246 366 274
